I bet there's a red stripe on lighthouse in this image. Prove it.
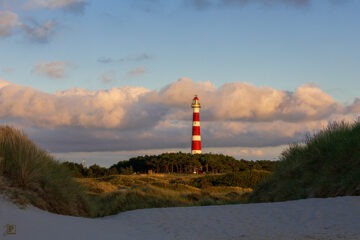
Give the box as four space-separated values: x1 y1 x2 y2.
191 95 202 154
192 141 201 150
192 126 200 135
193 113 200 121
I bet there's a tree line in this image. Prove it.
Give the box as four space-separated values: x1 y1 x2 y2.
62 152 277 178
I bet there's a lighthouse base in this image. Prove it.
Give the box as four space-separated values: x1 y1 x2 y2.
191 150 202 154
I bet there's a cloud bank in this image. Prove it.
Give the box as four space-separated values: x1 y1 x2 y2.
0 78 358 154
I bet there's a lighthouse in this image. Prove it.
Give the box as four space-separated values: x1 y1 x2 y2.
191 95 202 154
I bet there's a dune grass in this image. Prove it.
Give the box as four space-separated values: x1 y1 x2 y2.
0 125 275 217
249 121 360 203
3 121 360 215
0 126 256 217
80 174 253 217
0 126 90 216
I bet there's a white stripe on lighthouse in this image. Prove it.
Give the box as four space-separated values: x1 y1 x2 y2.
192 135 201 141
192 121 200 126
191 150 202 154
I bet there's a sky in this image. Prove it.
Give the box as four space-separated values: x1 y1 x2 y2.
1 0 360 166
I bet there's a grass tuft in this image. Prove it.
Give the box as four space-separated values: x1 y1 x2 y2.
0 126 90 216
249 121 360 202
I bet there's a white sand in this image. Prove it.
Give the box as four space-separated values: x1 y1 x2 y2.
1 196 360 240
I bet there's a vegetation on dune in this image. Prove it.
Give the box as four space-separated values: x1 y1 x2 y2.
80 174 256 217
191 171 271 189
0 126 90 216
60 153 274 216
110 153 275 175
249 121 360 203
62 153 276 177
2 120 360 216
0 125 274 217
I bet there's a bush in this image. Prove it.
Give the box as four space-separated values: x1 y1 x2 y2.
0 126 90 216
191 171 271 189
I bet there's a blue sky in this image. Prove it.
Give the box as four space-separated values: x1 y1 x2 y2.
2 0 359 100
1 0 360 165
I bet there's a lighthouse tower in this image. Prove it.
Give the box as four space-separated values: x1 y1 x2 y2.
191 95 202 154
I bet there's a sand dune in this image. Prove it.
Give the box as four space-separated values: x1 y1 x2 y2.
1 196 360 240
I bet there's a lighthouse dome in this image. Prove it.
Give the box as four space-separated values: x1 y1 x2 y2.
191 95 201 108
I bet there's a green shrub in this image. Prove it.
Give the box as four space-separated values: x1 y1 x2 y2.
191 171 271 189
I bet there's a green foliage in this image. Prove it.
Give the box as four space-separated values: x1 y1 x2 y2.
249 121 360 203
0 126 90 216
62 162 87 177
66 152 277 177
62 162 110 178
191 170 271 189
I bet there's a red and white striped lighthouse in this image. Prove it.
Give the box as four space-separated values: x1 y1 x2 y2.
191 95 202 154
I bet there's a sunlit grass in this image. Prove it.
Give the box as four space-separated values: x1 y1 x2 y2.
80 174 254 217
249 121 360 202
0 126 90 216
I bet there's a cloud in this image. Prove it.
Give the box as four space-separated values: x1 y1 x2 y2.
98 54 152 64
126 67 146 78
100 71 117 84
0 10 56 43
29 0 88 13
0 81 151 131
204 82 341 122
0 78 358 153
130 0 166 13
185 0 324 9
32 61 72 78
97 57 114 64
185 0 213 10
347 98 360 116
128 53 152 62
0 79 11 88
0 1 87 43
220 0 309 7
21 19 56 43
2 67 15 74
0 10 20 37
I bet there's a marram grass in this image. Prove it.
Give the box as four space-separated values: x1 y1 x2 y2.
0 126 90 216
249 121 360 203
